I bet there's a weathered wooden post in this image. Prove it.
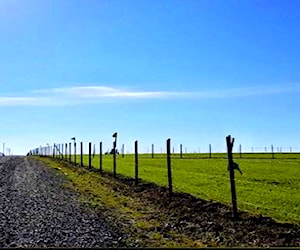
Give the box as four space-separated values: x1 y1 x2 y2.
166 138 173 196
65 143 67 161
152 144 154 158
209 144 212 158
70 137 76 164
89 142 92 169
99 142 103 172
226 135 238 220
69 142 71 162
80 142 83 167
180 144 183 159
135 140 139 185
74 142 77 165
239 144 242 158
112 132 117 178
122 144 125 158
53 144 55 158
271 144 274 159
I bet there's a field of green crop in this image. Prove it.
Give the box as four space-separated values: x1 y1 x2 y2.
71 153 300 224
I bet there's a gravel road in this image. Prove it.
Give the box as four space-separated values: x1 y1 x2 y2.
0 156 125 247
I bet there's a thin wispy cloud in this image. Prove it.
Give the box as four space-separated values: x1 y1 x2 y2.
33 86 183 98
0 97 49 106
0 85 299 106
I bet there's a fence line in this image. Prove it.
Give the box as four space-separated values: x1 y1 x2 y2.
27 136 300 222
27 142 300 159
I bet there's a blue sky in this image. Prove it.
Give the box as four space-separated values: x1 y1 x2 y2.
1 0 300 155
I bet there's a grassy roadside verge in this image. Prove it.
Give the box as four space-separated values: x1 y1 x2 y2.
77 153 300 224
32 156 300 247
33 156 206 247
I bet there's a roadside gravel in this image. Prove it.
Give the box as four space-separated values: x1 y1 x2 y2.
0 156 126 247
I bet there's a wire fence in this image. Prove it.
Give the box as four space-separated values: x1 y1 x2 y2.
27 136 300 223
27 142 300 159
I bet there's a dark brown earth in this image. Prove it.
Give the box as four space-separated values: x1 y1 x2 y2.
98 171 300 247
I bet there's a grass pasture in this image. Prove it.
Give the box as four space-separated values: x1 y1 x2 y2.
72 153 300 224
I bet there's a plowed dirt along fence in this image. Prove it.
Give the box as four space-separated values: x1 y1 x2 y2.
0 156 127 247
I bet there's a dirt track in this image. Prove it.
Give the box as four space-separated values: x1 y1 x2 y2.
0 156 125 247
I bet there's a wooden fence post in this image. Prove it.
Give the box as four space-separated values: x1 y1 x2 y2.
60 143 63 159
58 144 60 158
112 132 118 178
74 142 77 165
113 144 117 178
226 135 238 220
152 144 154 158
167 138 173 196
122 144 125 158
271 144 274 159
209 144 212 158
65 143 67 161
180 144 183 159
80 142 83 167
89 142 92 169
52 144 55 158
135 140 139 185
69 142 71 162
99 142 103 172
239 144 242 158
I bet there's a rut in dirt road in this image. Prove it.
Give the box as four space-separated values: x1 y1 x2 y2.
0 156 126 247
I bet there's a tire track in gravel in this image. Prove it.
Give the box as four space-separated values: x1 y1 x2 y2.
0 156 126 247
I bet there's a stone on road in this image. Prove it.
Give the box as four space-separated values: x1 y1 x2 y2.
0 156 124 247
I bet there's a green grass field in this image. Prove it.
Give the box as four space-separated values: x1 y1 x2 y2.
67 153 300 224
